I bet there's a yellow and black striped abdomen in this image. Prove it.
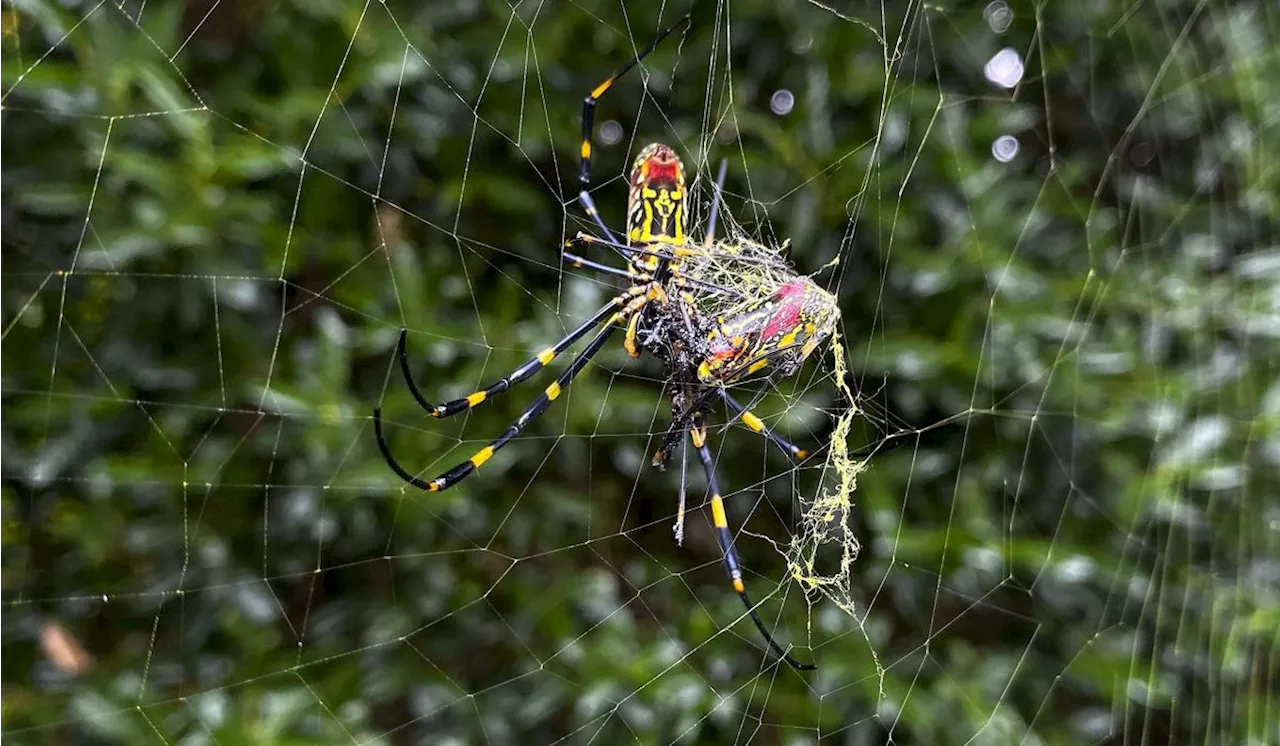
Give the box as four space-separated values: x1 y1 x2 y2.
627 143 687 245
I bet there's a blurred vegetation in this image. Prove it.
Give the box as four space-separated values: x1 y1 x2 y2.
3 0 1278 743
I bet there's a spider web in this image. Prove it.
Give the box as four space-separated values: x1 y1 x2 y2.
3 0 1277 743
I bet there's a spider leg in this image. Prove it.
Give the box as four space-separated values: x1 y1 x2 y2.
624 283 667 358
567 234 742 299
689 417 817 671
571 232 777 285
704 159 729 247
668 263 701 339
675 435 690 546
578 13 692 188
376 315 623 493
571 231 698 260
576 190 621 246
563 251 631 281
394 291 631 419
652 406 689 469
721 390 810 460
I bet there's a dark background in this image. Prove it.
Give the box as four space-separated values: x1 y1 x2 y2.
3 0 1277 743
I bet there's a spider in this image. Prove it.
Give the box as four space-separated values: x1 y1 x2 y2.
374 14 839 671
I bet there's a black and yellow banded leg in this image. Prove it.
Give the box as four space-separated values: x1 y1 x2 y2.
570 231 761 276
568 233 738 300
624 312 644 358
624 282 668 357
375 318 621 493
721 391 810 460
396 295 625 419
570 231 698 262
578 12 692 187
689 421 816 671
576 189 621 246
563 251 632 281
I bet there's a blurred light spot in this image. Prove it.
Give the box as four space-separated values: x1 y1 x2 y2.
983 48 1024 89
599 120 623 146
877 698 901 722
984 1 1013 32
1196 163 1221 192
1054 555 1095 583
769 89 795 116
791 32 813 54
1160 415 1228 466
1082 351 1133 375
966 546 1002 573
1236 250 1280 280
40 620 93 675
1197 465 1244 490
992 134 1020 162
896 350 927 379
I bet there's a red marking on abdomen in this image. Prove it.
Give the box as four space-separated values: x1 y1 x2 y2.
641 159 680 185
761 281 807 340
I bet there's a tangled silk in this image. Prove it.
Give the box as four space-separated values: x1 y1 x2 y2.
787 325 865 618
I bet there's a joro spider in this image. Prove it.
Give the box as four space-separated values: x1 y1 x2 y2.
374 14 839 671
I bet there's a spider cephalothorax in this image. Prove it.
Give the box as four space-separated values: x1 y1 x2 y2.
374 14 836 671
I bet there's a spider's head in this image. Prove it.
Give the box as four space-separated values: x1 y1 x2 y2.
627 143 687 244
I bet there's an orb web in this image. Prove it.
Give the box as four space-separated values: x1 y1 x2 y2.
2 0 1276 743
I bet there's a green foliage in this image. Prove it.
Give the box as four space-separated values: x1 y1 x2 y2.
3 0 1277 743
